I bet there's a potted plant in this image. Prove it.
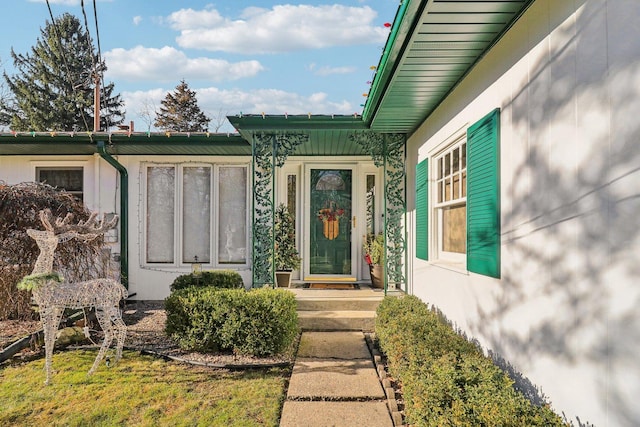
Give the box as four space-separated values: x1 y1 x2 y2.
274 203 301 287
363 232 384 289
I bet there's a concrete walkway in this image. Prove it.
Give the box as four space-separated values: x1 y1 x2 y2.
280 331 393 427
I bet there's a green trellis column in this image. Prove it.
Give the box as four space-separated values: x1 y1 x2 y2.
350 132 407 292
251 133 307 288
384 134 407 291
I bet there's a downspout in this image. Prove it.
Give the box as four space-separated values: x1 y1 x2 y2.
96 140 128 289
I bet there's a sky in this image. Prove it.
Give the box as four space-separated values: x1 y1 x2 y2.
0 0 400 132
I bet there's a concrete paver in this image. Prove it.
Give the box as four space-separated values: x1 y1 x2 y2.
287 359 385 399
296 331 371 359
280 401 392 427
280 331 393 427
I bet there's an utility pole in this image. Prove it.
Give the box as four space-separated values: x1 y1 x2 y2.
93 73 100 132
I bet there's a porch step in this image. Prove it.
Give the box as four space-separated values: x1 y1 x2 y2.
296 297 382 312
297 310 377 332
289 287 384 332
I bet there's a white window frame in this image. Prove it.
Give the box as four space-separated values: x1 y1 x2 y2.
181 164 213 265
432 135 467 264
216 164 250 266
32 161 89 202
144 164 178 264
142 162 250 269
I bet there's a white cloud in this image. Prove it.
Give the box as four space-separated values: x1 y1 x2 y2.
313 65 357 76
103 46 264 82
167 5 388 54
197 87 353 116
166 7 224 31
123 86 355 132
133 16 142 26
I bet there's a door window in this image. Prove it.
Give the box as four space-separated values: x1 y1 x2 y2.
309 169 352 275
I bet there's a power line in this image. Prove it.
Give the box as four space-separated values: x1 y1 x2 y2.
92 0 103 63
80 0 98 73
93 0 111 131
45 0 91 132
80 0 101 131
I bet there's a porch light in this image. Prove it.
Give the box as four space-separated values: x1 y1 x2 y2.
192 255 202 277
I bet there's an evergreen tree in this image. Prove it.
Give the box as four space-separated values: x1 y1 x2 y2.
154 80 210 132
0 13 124 131
274 204 301 271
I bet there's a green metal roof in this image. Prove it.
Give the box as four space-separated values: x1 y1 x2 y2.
227 114 371 156
0 131 251 156
363 0 534 133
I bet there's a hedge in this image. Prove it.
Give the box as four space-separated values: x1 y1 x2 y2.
375 295 567 426
165 287 298 356
170 270 244 292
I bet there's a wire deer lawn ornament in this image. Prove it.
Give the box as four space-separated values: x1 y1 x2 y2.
20 209 127 385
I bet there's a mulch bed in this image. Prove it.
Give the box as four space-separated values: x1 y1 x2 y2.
1 300 295 368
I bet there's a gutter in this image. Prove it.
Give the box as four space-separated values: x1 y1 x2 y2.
96 140 128 289
361 0 413 124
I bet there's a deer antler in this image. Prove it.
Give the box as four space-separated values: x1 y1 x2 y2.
70 212 118 236
38 209 118 237
39 209 75 233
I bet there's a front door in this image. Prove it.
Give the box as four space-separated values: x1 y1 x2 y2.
308 168 353 276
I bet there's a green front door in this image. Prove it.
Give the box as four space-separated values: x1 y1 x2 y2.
309 169 352 275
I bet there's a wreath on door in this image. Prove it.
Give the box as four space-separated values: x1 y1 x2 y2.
317 202 345 240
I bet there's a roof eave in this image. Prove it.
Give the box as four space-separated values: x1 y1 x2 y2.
361 0 422 126
0 131 250 156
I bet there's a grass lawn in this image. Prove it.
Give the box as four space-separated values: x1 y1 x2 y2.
0 350 289 426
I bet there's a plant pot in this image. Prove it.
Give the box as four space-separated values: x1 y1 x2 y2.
276 271 293 288
368 264 384 289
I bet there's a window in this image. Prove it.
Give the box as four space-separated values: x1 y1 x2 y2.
435 138 467 261
183 166 211 263
145 164 248 267
415 108 501 277
146 166 175 263
218 167 247 264
36 167 83 200
365 174 377 235
286 174 297 229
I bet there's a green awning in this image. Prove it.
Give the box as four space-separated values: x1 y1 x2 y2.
227 114 372 156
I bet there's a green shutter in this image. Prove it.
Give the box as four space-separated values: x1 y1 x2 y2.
467 108 501 278
416 159 429 260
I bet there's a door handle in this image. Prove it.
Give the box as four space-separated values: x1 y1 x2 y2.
352 216 356 228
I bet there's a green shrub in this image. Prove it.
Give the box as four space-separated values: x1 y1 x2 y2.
165 287 298 356
164 287 230 352
376 295 477 379
375 296 566 426
169 270 244 292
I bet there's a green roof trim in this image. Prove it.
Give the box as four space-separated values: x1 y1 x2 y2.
361 0 416 124
227 114 368 131
0 131 251 156
363 0 535 134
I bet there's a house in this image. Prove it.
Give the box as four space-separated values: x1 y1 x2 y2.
387 0 637 425
0 0 637 424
